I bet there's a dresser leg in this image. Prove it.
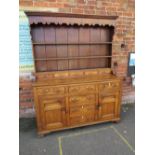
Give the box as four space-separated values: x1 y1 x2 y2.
37 133 45 138
112 119 120 123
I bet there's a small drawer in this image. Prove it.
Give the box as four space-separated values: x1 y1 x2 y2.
69 104 95 116
41 97 65 105
36 86 65 95
70 112 94 125
99 81 120 92
70 116 83 125
69 84 95 94
69 95 96 106
70 106 82 116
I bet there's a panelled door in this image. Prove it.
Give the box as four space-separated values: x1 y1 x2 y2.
35 86 67 130
39 96 67 130
98 81 120 120
98 93 119 120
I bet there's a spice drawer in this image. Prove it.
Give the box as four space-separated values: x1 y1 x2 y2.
35 86 66 95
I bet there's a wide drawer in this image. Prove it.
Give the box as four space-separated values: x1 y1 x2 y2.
69 84 96 95
36 86 65 95
69 95 96 106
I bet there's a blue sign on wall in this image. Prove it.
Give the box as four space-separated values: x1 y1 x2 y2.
19 11 34 72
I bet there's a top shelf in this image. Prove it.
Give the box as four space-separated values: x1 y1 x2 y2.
32 42 113 45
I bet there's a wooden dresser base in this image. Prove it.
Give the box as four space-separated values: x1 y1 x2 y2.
33 69 122 136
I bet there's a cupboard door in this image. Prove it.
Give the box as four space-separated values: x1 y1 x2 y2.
39 96 67 130
98 93 119 120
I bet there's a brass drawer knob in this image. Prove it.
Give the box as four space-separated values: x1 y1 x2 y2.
71 98 78 102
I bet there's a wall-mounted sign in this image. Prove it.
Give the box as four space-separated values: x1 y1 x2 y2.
19 11 34 72
128 52 135 76
129 53 135 66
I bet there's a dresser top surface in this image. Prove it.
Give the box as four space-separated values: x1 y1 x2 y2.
33 74 120 87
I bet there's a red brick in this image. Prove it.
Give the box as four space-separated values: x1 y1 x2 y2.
33 1 49 7
64 2 77 8
76 0 85 4
19 0 33 6
123 12 133 17
84 5 96 10
58 0 74 2
47 0 56 2
59 7 71 13
49 3 65 8
84 9 95 14
72 8 84 14
87 1 96 5
106 7 117 12
96 10 107 16
20 102 33 109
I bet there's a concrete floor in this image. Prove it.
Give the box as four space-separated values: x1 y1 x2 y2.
19 104 135 155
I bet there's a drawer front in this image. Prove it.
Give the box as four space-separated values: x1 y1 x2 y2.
69 84 96 95
69 104 95 116
36 86 65 95
40 96 65 106
69 95 96 106
99 81 120 92
70 105 95 125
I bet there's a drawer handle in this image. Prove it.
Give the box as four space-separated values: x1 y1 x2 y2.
96 104 101 109
86 86 94 90
71 88 78 92
86 96 93 100
61 107 67 113
71 98 78 102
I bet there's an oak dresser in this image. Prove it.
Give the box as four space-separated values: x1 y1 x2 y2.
26 12 122 136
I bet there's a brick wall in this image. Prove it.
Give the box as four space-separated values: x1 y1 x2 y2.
19 0 135 117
